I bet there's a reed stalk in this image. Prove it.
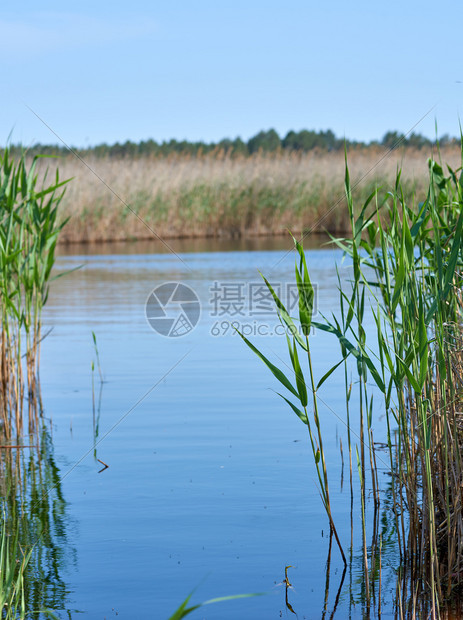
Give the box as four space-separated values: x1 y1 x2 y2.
0 148 70 439
239 142 463 614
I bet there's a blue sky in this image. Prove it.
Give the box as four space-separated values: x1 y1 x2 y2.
2 0 462 147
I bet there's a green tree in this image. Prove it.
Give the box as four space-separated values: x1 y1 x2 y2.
247 129 281 153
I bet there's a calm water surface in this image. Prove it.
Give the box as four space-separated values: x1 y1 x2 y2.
37 237 393 619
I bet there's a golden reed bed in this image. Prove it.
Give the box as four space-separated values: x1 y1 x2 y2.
34 145 461 243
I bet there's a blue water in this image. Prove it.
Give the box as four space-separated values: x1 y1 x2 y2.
37 240 392 619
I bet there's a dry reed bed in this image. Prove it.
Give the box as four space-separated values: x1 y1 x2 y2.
33 146 461 243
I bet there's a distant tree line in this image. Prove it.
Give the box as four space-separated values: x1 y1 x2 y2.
4 128 458 159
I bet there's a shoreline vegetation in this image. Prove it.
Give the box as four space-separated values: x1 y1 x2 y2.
1 139 463 616
3 131 461 245
0 149 72 617
239 150 463 616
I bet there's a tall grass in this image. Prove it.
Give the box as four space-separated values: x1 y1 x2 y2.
239 146 463 615
0 148 72 618
0 148 70 438
27 145 462 243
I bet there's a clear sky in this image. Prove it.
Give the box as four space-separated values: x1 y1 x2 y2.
1 0 462 147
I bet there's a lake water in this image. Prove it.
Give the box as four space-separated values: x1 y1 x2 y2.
32 237 395 618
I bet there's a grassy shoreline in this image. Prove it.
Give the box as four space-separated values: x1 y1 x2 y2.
30 145 461 244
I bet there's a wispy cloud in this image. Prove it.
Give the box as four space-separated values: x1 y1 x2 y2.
0 12 158 55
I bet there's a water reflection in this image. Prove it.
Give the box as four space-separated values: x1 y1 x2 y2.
1 425 75 618
44 239 462 618
56 233 331 258
322 533 346 620
333 457 461 620
278 451 459 619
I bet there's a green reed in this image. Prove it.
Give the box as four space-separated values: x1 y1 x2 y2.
168 592 262 620
239 145 463 615
237 236 347 565
0 148 70 438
